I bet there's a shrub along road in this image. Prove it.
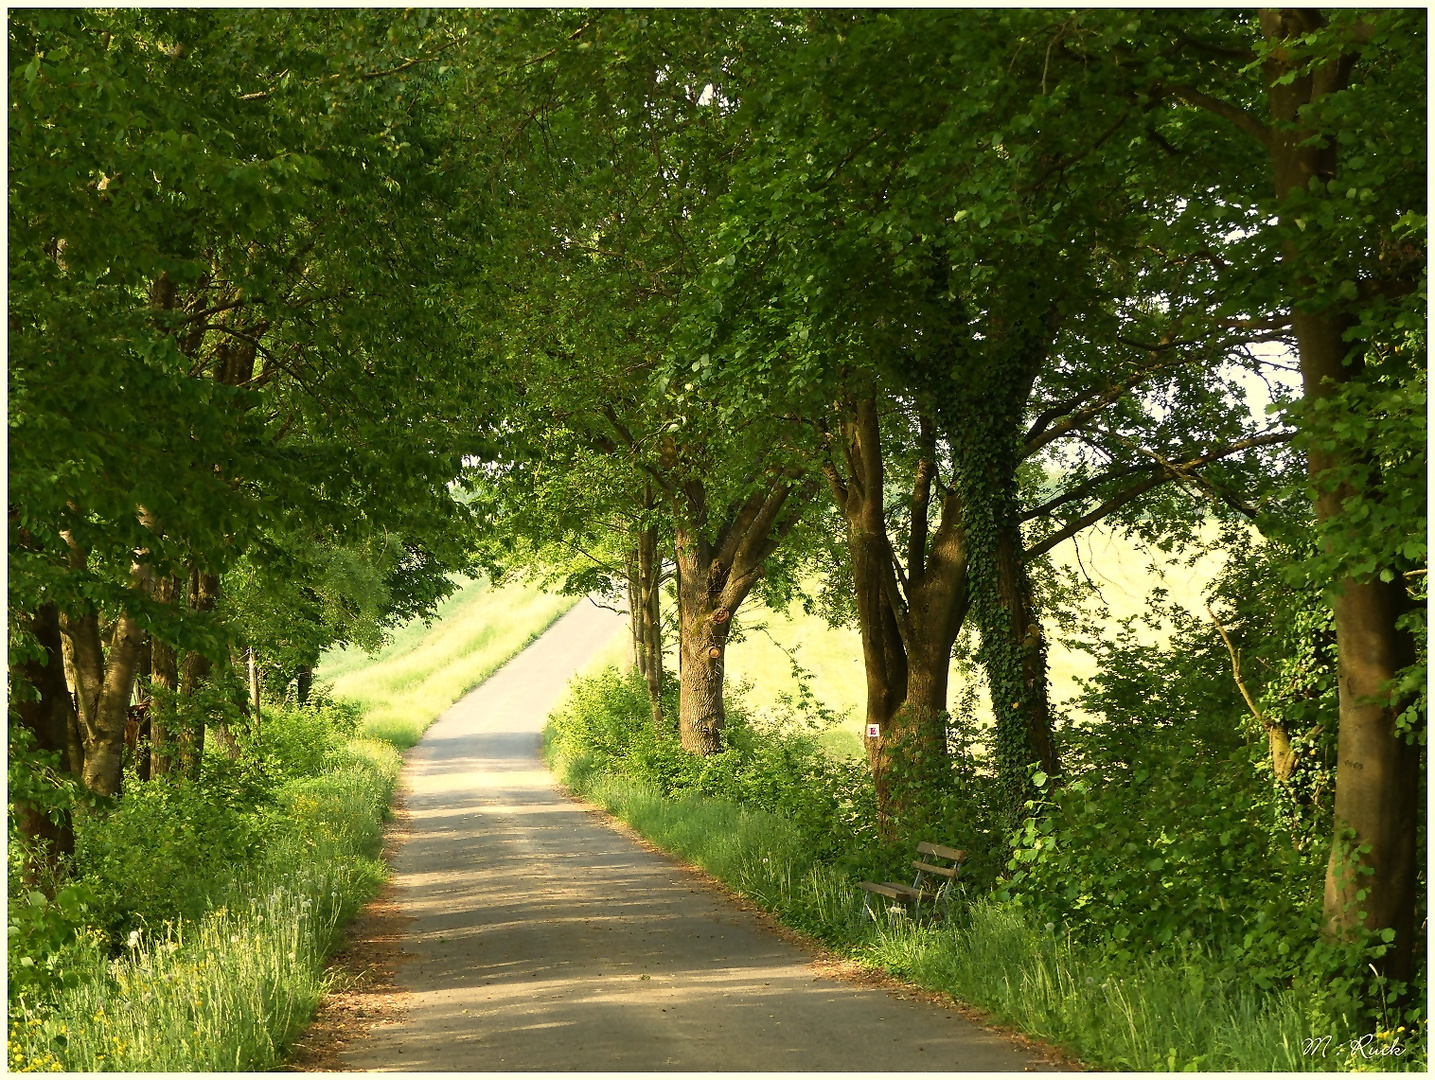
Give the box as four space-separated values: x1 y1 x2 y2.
341 600 1059 1071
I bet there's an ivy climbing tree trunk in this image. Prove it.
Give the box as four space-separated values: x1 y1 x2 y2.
993 517 1060 781
955 302 1063 825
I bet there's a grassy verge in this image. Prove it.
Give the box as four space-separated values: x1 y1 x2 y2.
8 736 400 1072
318 576 576 748
546 671 1425 1073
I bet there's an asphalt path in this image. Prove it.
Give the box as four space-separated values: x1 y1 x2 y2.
342 599 1057 1072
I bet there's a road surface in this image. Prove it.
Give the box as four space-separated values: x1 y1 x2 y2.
342 599 1057 1071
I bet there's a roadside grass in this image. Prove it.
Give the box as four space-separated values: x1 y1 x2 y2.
8 738 400 1072
548 693 1421 1073
861 905 1319 1072
318 576 576 748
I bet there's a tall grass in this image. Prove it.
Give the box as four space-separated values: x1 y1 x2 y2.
8 739 400 1072
551 738 1425 1073
318 576 575 747
862 902 1331 1072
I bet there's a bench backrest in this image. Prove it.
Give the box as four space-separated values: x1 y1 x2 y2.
916 841 966 864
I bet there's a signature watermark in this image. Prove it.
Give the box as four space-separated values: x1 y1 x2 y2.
1302 1032 1408 1060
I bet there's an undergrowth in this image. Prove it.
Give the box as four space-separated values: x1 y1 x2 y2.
7 704 400 1072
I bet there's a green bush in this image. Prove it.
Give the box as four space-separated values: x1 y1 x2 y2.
8 699 402 1072
70 699 367 941
1023 577 1426 1033
1003 762 1325 978
547 666 1010 888
76 777 264 939
6 883 103 1008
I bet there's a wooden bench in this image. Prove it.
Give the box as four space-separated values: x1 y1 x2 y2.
859 841 967 921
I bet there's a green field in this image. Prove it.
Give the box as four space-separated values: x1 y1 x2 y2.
319 527 1230 759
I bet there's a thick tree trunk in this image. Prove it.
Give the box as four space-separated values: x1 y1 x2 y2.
296 664 314 705
671 476 809 755
674 529 732 755
10 604 80 887
993 522 1060 779
848 502 911 819
884 641 953 827
57 538 152 798
827 399 972 832
1258 10 1421 984
1296 303 1419 981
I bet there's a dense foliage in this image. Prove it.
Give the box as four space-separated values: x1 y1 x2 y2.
8 5 1424 1069
8 698 396 1070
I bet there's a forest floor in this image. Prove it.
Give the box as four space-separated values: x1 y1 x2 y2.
303 600 1066 1072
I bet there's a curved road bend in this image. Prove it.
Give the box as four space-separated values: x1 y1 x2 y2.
343 599 1058 1072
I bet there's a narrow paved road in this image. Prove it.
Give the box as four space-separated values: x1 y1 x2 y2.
343 600 1056 1072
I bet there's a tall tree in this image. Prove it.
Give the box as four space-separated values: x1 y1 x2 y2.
690 9 1294 824
1119 5 1426 986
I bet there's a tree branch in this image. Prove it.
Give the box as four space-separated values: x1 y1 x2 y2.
1164 83 1272 148
1025 431 1293 558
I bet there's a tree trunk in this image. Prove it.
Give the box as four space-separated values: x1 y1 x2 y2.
134 633 153 781
846 487 910 820
826 397 973 833
674 528 731 755
1258 9 1421 984
57 538 152 798
670 476 809 755
10 604 80 887
296 664 313 705
149 575 180 777
247 646 261 740
637 521 665 729
177 567 219 779
993 521 1060 779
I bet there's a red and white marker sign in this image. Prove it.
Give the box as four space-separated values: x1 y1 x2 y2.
866 724 880 739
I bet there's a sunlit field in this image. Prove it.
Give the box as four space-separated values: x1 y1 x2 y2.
722 525 1232 757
